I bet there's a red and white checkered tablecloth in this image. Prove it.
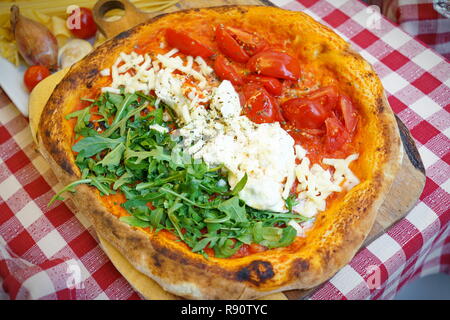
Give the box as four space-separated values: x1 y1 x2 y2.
382 0 450 60
0 0 449 300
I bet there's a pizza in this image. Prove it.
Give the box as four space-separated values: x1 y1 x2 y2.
37 6 402 299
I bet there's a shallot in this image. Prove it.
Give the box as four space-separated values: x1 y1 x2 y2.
10 5 58 70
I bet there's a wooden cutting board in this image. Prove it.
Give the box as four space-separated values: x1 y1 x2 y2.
25 0 426 300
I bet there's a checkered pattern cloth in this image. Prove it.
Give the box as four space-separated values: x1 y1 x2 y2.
382 0 450 60
0 0 449 300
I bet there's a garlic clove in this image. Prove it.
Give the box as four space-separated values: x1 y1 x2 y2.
58 39 93 69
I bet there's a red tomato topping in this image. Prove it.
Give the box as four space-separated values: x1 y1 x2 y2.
247 50 301 80
67 7 97 39
242 83 284 124
230 243 268 258
213 55 244 86
215 25 268 63
23 65 50 92
325 115 350 152
226 26 268 56
248 243 268 254
281 98 331 129
231 244 250 258
307 86 339 110
339 95 358 133
204 247 215 257
215 25 250 63
245 75 283 96
165 28 214 58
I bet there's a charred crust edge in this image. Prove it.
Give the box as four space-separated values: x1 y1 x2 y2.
236 260 275 285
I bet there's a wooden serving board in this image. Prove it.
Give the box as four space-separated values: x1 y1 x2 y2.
20 0 425 300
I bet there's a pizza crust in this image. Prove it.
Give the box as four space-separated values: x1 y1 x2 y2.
37 6 403 299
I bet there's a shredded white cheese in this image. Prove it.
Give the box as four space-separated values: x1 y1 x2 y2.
293 149 359 219
101 50 214 124
323 154 360 190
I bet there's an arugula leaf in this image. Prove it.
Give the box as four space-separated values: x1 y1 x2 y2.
149 208 165 228
217 196 248 223
124 146 170 164
167 201 184 240
265 226 297 248
94 93 121 123
113 171 133 190
285 195 299 212
89 176 113 196
122 199 149 212
261 227 283 242
107 92 124 107
97 143 125 168
111 93 138 126
119 216 152 228
66 106 92 134
252 221 264 243
48 178 92 206
191 237 213 253
230 173 247 196
214 239 242 258
102 103 150 138
72 136 125 158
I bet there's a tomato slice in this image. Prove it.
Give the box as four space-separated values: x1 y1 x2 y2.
247 50 301 80
215 25 250 63
242 83 284 124
165 28 214 58
204 247 215 257
23 65 50 92
248 243 267 254
231 244 250 258
339 95 358 133
227 26 268 56
213 55 243 86
216 25 269 63
281 98 331 129
245 75 282 96
230 243 268 258
325 115 350 152
307 86 339 110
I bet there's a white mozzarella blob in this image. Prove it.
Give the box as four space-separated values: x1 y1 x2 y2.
226 122 296 212
210 80 241 118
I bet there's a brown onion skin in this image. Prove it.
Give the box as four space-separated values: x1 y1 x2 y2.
10 5 58 71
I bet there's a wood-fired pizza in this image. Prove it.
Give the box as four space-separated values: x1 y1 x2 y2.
37 6 403 299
